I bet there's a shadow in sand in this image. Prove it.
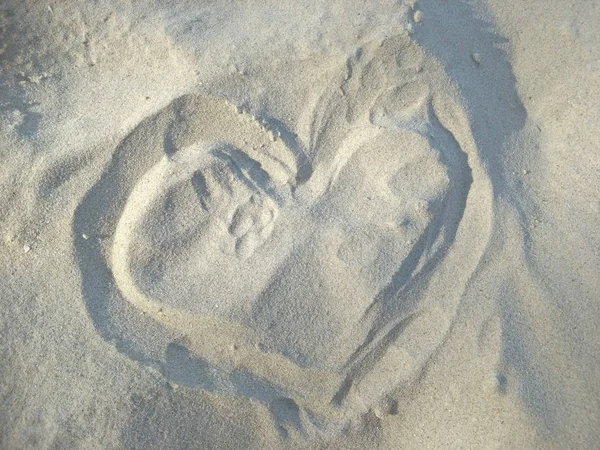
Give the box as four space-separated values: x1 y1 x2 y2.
412 0 554 431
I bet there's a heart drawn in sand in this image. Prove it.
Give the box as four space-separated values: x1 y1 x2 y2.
74 35 486 434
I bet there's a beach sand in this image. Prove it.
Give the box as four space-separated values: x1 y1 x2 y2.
1 0 598 448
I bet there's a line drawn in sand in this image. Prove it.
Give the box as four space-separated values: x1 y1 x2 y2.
74 34 492 437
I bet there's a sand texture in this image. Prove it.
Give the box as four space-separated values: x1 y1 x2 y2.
1 0 598 448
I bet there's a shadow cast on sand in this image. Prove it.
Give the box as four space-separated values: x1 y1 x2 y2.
413 0 555 430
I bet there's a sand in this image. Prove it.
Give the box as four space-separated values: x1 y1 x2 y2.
0 0 598 448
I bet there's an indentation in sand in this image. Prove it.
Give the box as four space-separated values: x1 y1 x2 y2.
73 34 490 432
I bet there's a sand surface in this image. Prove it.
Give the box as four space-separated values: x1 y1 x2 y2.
1 0 598 448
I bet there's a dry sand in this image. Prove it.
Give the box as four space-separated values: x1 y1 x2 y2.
0 0 598 448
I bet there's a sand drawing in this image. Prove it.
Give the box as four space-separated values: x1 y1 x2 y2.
74 34 492 435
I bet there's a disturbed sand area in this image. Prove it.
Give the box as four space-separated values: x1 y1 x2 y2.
0 0 598 449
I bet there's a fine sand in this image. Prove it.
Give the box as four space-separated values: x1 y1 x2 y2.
1 1 598 449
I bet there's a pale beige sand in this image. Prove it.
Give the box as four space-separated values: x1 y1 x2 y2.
0 0 598 449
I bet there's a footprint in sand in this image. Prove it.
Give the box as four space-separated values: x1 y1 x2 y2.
74 34 488 433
